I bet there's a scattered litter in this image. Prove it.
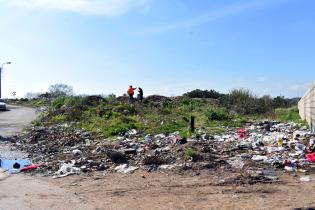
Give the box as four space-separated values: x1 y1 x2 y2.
252 155 268 162
263 169 279 181
227 159 245 169
72 149 83 157
0 158 32 173
20 164 41 172
159 164 176 170
284 166 297 172
13 120 315 185
306 153 315 162
115 164 139 174
53 161 81 179
300 176 311 182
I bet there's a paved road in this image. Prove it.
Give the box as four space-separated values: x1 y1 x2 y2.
0 105 94 210
0 105 38 137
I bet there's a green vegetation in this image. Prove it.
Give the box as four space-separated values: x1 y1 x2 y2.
206 107 231 121
39 95 303 138
185 148 199 160
6 98 48 108
42 96 252 137
7 84 305 138
275 106 307 124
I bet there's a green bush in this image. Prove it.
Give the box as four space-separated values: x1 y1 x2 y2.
207 107 231 121
51 96 67 109
183 89 222 99
225 88 257 115
113 104 137 115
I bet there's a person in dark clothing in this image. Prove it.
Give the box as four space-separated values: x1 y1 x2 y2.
137 87 144 102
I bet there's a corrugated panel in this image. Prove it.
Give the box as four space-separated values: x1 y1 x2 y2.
299 84 315 131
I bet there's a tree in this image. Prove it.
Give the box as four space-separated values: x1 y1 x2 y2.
273 96 288 109
256 95 274 114
49 83 74 98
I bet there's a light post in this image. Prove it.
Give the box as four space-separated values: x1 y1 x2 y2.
0 62 11 99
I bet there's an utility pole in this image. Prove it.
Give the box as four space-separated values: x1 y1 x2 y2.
0 62 11 99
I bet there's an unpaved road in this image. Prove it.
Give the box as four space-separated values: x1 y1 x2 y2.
0 106 94 210
54 170 315 210
0 105 37 137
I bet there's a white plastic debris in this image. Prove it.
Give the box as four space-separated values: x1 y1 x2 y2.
300 176 311 182
154 134 166 139
72 149 82 157
159 164 176 170
284 166 297 172
127 129 138 136
252 155 268 162
85 139 91 146
115 164 138 174
53 161 81 179
227 159 245 169
144 134 153 144
295 143 306 152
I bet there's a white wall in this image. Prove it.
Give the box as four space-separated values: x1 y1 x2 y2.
298 84 315 132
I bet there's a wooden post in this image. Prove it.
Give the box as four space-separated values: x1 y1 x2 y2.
190 116 195 133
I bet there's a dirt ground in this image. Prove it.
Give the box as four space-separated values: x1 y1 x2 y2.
1 141 315 210
38 170 314 210
0 173 94 210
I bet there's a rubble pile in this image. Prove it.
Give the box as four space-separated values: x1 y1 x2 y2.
16 121 315 183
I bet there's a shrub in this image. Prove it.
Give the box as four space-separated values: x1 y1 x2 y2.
113 104 137 115
255 95 274 114
183 89 222 99
228 88 257 114
207 107 231 121
51 96 67 109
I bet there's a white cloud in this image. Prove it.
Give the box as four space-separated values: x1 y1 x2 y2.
0 0 151 16
141 0 289 34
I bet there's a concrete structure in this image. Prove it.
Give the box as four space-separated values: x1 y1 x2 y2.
298 84 315 132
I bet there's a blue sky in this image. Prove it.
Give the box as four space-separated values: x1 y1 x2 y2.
0 0 314 98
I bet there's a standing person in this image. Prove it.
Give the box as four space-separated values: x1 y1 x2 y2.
138 87 144 102
127 85 137 103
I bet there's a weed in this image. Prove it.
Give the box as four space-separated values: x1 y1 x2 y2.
185 148 199 160
275 106 305 123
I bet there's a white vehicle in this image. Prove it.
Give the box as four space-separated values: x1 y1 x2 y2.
0 99 7 111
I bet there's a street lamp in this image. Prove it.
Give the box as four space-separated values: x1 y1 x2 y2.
0 62 11 99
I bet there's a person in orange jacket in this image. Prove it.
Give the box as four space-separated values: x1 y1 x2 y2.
127 85 137 103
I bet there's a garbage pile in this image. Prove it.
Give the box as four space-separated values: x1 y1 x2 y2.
15 121 315 184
